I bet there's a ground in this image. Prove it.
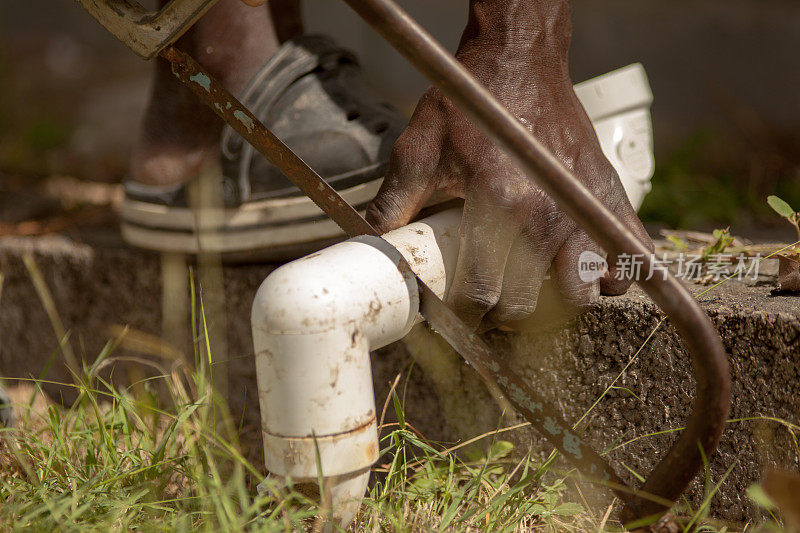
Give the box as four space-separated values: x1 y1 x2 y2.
1 182 799 522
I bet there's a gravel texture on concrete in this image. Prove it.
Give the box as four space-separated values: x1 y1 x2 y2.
1 235 798 521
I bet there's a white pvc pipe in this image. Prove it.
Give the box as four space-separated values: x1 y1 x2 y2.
252 208 460 472
573 64 655 210
252 209 461 525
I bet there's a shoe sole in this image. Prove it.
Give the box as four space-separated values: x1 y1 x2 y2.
121 176 382 261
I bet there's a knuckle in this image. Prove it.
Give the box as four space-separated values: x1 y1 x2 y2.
521 211 567 247
388 136 416 168
421 88 453 114
365 199 388 222
452 282 501 313
367 194 404 229
486 181 518 203
388 131 437 178
390 133 414 158
562 282 600 309
495 301 537 322
476 180 525 212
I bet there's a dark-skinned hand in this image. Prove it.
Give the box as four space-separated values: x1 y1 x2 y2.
367 0 653 330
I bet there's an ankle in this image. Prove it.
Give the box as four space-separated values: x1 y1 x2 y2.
129 144 219 188
192 0 282 95
130 0 295 187
130 60 223 187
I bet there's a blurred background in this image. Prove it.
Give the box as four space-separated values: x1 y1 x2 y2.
1 0 799 234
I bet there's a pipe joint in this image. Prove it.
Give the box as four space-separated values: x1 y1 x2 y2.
252 234 432 478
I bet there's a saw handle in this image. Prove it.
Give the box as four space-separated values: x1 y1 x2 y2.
75 0 219 59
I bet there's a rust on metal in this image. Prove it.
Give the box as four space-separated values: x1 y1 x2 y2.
161 46 374 239
339 0 730 522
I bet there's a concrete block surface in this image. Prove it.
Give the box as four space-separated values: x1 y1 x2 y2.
1 234 798 520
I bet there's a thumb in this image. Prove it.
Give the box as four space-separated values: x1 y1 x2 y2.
366 148 435 234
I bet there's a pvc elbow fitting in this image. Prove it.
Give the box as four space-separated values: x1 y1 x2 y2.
252 238 414 478
252 208 461 480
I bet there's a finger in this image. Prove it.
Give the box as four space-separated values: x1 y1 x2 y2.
600 200 654 295
446 200 518 329
366 134 437 234
551 229 604 314
483 235 552 325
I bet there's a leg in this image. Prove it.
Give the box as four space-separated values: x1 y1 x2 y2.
130 0 303 187
122 0 405 258
269 0 304 42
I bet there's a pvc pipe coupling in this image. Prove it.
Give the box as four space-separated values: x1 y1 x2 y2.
574 63 655 210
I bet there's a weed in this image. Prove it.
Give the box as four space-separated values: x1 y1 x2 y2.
358 407 599 532
700 228 735 261
767 196 800 239
767 195 800 257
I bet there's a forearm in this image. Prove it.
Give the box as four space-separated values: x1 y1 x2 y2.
453 0 573 109
458 0 572 74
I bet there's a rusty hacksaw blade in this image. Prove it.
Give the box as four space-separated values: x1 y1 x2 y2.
161 45 634 499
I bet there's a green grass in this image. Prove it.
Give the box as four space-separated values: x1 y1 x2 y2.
0 341 317 531
1 258 602 531
0 256 795 531
357 386 599 532
0 322 613 532
0 356 599 531
3 367 792 531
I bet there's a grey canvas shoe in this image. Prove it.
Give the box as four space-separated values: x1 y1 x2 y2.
121 35 407 261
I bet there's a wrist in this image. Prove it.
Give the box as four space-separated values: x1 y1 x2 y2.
458 0 572 66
